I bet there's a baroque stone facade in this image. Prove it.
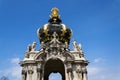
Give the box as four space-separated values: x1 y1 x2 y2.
20 8 89 80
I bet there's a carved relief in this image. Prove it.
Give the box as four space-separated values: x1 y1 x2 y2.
28 65 34 74
76 64 82 79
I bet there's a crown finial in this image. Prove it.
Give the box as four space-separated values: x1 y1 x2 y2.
50 7 60 18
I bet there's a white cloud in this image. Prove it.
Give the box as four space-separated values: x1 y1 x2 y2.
0 57 21 80
94 58 101 63
88 66 102 75
93 57 105 63
3 66 21 79
88 65 106 80
11 57 20 64
87 57 120 80
87 57 105 75
88 70 120 80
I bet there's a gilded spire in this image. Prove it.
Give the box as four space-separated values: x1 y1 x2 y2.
50 7 60 18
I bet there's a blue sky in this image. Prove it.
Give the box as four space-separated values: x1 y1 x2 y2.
0 0 120 80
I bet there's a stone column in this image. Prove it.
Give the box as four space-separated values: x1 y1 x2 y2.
82 68 88 80
66 63 72 80
67 68 72 80
28 66 34 80
37 63 41 80
22 70 27 80
37 68 42 80
76 70 82 80
28 70 33 80
75 64 82 80
82 71 87 80
37 69 40 80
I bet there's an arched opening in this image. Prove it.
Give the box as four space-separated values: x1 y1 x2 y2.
49 72 62 80
44 58 65 80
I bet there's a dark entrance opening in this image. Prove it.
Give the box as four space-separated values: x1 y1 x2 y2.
44 58 65 80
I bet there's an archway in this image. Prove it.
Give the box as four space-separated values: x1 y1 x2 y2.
44 58 65 80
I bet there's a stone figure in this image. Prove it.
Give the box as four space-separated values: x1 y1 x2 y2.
76 64 82 79
65 42 68 49
26 41 36 52
26 44 31 52
31 41 36 51
25 41 36 58
40 41 44 49
72 40 82 52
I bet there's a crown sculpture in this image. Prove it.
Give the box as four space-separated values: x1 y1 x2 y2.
20 8 89 80
37 8 72 45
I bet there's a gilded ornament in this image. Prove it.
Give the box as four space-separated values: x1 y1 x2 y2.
50 7 60 18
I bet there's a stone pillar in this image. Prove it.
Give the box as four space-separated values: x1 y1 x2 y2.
28 70 33 80
82 67 88 80
67 68 72 80
76 70 82 80
21 70 27 80
82 71 87 80
37 62 42 80
27 65 34 80
37 69 40 80
66 62 72 80
37 68 42 80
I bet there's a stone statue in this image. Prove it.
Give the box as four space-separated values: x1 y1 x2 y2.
65 42 68 49
25 41 36 58
72 40 82 52
40 41 44 49
26 41 36 52
31 41 36 51
26 44 31 52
